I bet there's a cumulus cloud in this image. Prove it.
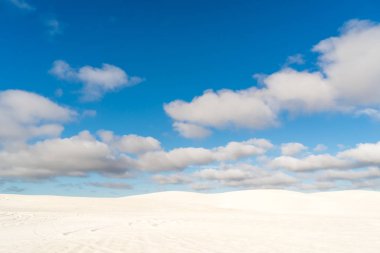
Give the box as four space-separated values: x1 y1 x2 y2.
338 141 380 166
1 89 379 192
318 167 380 181
194 164 296 188
164 88 278 131
190 182 213 191
313 19 380 105
0 131 134 180
152 162 296 190
268 139 380 191
192 139 380 190
0 90 75 147
97 130 161 154
153 174 191 185
270 154 352 172
165 19 380 137
351 178 380 189
314 144 328 152
136 138 273 171
0 92 274 180
2 122 380 191
281 142 308 156
0 118 274 180
173 122 211 139
150 139 380 191
294 181 337 191
50 60 143 101
262 69 335 113
87 182 132 189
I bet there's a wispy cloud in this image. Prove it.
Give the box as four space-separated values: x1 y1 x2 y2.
45 18 63 36
284 54 305 66
8 0 35 11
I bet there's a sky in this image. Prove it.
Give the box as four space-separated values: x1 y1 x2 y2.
1 0 380 196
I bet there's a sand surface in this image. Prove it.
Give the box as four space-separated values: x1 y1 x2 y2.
1 190 380 253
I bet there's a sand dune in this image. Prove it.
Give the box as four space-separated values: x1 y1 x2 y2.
1 190 380 252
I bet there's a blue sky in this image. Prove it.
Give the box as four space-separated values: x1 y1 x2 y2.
1 0 380 196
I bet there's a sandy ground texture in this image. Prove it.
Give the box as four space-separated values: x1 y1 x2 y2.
1 190 380 253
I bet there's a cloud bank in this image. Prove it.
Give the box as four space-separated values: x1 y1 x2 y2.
3 19 380 192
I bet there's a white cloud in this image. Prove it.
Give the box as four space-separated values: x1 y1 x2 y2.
262 69 335 113
2 120 380 191
271 140 380 177
1 88 380 191
3 89 380 192
97 130 161 154
0 131 134 180
165 19 380 137
164 88 278 132
270 154 352 171
351 178 380 189
9 0 35 11
153 174 191 185
136 138 273 171
313 19 380 105
152 162 296 190
213 138 273 160
338 141 380 166
0 90 75 147
50 60 143 101
50 60 74 80
173 122 211 139
88 182 132 189
247 138 275 150
194 164 296 188
195 167 252 181
294 181 337 191
190 182 213 191
314 144 328 152
150 138 380 189
281 142 308 156
0 114 275 179
318 167 380 181
136 148 214 172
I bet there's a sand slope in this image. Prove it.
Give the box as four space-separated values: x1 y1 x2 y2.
1 190 380 253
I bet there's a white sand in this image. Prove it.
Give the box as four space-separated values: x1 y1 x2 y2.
1 190 380 253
